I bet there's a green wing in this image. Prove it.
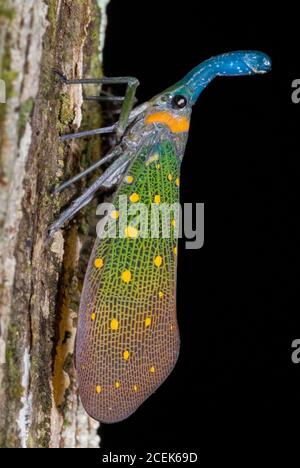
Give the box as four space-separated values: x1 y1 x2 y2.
76 136 181 423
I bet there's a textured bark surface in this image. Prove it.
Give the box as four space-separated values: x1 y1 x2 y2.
0 0 109 448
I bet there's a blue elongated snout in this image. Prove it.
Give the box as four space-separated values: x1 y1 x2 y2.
178 50 271 104
243 51 272 74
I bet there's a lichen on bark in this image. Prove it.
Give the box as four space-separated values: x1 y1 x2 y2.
0 0 109 448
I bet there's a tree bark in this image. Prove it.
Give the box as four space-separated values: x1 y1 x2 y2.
0 0 109 448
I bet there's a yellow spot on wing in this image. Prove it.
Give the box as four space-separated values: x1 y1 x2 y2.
145 317 151 327
126 175 134 184
156 164 161 169
91 313 96 321
121 270 132 283
173 246 177 255
150 366 155 373
167 173 173 181
96 385 102 394
123 350 130 360
133 385 138 392
145 111 190 133
145 153 159 166
159 291 164 298
124 226 139 238
176 177 180 187
154 194 161 204
171 219 176 228
154 255 162 267
110 210 119 219
94 257 104 268
110 318 119 330
129 192 140 203
115 381 121 389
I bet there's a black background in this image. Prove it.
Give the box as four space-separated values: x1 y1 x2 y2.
100 1 299 449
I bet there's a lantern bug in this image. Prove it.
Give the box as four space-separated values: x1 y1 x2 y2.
49 51 271 423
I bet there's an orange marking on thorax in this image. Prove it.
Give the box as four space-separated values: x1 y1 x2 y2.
145 111 189 133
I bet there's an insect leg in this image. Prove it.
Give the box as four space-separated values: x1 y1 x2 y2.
60 124 116 141
113 77 139 141
83 95 124 102
52 147 123 194
83 92 138 106
101 159 130 188
48 155 130 239
54 71 139 141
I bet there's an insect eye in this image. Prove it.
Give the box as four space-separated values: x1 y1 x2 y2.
171 94 187 109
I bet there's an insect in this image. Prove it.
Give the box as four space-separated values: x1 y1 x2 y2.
49 51 271 423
